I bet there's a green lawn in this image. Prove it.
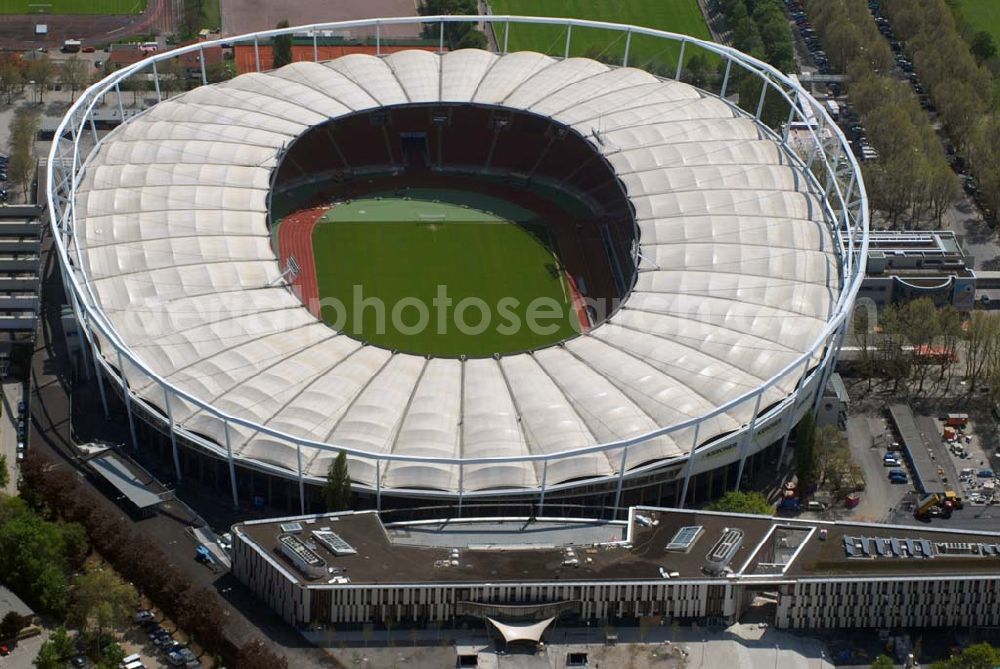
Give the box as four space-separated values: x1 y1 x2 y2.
312 192 579 357
0 0 145 14
487 0 714 72
200 0 221 31
956 0 1000 44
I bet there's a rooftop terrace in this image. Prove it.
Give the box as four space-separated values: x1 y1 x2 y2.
234 507 1000 588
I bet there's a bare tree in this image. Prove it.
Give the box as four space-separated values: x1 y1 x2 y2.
59 56 88 102
0 58 22 105
26 56 55 103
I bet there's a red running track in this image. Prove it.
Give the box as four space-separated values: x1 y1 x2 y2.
276 206 327 317
565 273 591 334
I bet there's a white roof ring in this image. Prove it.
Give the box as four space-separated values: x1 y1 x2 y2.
49 17 868 500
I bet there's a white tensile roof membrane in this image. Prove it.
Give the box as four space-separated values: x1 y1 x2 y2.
75 50 838 493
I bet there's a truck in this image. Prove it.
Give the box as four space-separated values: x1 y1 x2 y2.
825 99 840 120
61 39 81 53
945 413 969 428
914 491 963 518
915 493 941 518
943 490 964 510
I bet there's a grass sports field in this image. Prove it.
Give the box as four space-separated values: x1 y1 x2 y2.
0 0 145 13
956 0 1000 44
312 191 580 357
487 0 713 70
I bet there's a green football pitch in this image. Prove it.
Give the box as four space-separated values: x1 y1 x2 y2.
312 191 581 357
956 0 1000 44
1 0 146 14
488 0 714 69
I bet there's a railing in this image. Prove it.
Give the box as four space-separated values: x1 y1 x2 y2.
46 16 869 510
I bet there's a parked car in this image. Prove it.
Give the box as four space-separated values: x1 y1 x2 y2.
168 647 197 666
889 469 909 483
133 609 154 624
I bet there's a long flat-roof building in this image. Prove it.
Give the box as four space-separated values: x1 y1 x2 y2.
0 206 42 377
231 507 1000 632
848 230 976 310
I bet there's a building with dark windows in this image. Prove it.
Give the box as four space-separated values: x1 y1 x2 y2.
231 506 1000 631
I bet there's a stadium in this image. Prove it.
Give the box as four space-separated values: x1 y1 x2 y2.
48 17 868 515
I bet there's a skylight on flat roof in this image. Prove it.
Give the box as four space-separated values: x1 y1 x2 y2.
665 526 703 553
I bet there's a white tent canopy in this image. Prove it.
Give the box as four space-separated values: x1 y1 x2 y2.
487 617 555 644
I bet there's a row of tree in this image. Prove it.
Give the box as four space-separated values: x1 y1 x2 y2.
805 0 957 226
718 0 798 127
0 54 91 105
847 297 1000 402
19 452 288 668
880 0 1000 221
419 0 488 50
0 495 87 614
720 0 796 73
792 411 862 499
8 108 40 203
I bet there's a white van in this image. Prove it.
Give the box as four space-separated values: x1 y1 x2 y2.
120 655 142 669
123 661 145 669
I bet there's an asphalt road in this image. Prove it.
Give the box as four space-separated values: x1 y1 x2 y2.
845 412 910 524
28 227 336 668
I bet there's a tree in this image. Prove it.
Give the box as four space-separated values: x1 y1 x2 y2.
0 496 78 614
26 56 54 103
794 411 819 493
419 0 484 50
33 641 62 669
67 568 137 654
118 76 148 106
325 451 352 511
970 30 997 65
852 301 877 389
931 642 1000 669
870 655 894 668
0 57 23 105
158 59 186 98
0 452 8 489
965 310 1000 393
273 20 292 69
59 56 88 102
0 611 25 642
898 297 940 394
34 627 73 669
237 639 289 669
815 425 862 497
927 159 959 224
8 108 40 203
683 53 714 88
705 490 773 515
456 29 487 50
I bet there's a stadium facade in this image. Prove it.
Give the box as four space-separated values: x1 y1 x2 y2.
48 17 868 514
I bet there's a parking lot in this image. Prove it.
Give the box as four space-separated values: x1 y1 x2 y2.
844 401 1000 530
0 381 25 496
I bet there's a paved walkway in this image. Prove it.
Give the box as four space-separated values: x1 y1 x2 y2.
312 623 833 669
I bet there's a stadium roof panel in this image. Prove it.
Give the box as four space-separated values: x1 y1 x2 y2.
73 49 840 494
